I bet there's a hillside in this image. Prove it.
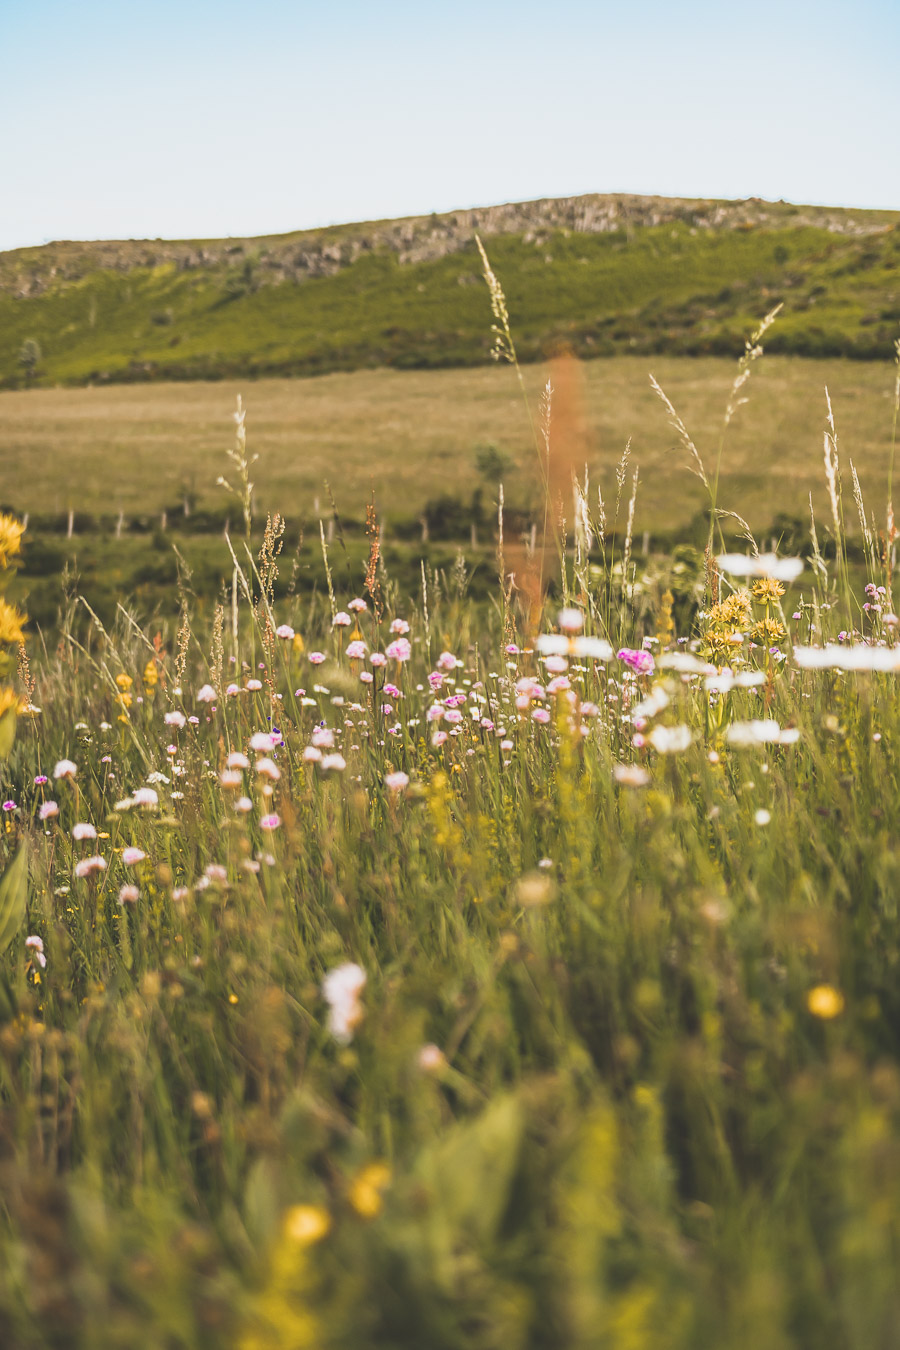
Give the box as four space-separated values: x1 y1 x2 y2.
2 193 899 387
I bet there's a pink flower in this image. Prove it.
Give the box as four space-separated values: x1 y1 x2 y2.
250 731 277 751
226 751 250 770
385 771 409 791
254 757 281 781
360 671 374 684
332 612 351 628
431 730 448 748
348 597 368 612
320 753 346 772
53 759 77 780
75 855 106 878
72 822 97 841
260 813 281 831
39 800 59 821
246 678 263 691
386 638 411 662
220 769 242 788
276 624 295 640
617 648 655 675
389 619 409 635
131 787 159 807
437 651 457 671
165 710 186 728
309 652 326 665
25 935 47 968
226 682 241 696
532 707 551 724
118 885 139 904
122 847 146 865
197 684 217 703
346 640 367 660
558 607 584 634
369 652 387 667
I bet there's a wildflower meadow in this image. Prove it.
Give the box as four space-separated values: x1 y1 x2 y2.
3 250 900 1349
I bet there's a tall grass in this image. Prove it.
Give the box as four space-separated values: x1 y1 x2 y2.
1 305 900 1349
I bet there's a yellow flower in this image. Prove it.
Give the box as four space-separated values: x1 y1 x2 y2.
292 633 305 656
143 659 159 688
0 600 26 647
807 984 845 1019
751 617 786 645
0 515 24 569
116 673 134 692
116 691 133 710
348 1162 391 1218
0 686 23 718
283 1205 331 1246
752 577 785 603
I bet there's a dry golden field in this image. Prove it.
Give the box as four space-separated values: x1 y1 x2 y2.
1 355 896 532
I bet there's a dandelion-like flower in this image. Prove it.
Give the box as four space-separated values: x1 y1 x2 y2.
74 855 106 878
25 935 46 968
322 962 367 1043
53 759 77 780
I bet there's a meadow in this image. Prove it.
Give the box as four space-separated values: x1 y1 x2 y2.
2 198 899 390
2 253 900 1347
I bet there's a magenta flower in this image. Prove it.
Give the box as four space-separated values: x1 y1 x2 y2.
617 648 655 675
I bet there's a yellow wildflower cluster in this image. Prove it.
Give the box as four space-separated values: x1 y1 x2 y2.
701 589 750 665
751 577 785 603
348 1161 391 1218
0 599 26 648
0 514 26 758
0 515 24 569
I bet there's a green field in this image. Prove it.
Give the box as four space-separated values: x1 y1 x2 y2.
2 194 899 389
3 459 900 1344
2 356 897 530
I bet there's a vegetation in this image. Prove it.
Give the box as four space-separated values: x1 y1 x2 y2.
1 194 899 388
2 244 900 1347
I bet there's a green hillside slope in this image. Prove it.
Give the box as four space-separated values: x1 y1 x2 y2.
2 195 898 387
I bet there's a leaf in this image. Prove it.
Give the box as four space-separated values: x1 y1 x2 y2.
0 844 28 956
0 969 17 1024
0 705 17 759
415 1092 524 1249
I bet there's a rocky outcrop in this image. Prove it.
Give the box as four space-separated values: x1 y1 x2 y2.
1 192 896 299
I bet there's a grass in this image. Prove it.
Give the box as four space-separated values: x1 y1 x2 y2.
2 208 900 388
1 356 897 532
2 274 900 1347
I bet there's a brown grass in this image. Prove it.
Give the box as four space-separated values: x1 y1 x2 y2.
0 356 895 532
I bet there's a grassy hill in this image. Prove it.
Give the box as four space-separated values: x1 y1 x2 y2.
1 194 899 388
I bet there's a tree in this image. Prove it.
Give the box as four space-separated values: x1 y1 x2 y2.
17 339 41 385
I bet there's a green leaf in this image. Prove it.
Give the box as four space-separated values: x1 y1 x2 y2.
0 969 17 1024
0 844 29 956
415 1092 524 1249
0 704 17 759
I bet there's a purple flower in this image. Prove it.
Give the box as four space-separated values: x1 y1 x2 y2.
617 648 655 675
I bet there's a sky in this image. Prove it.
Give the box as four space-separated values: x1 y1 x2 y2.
1 0 898 252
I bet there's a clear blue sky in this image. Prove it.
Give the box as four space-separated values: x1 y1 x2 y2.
1 0 897 251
